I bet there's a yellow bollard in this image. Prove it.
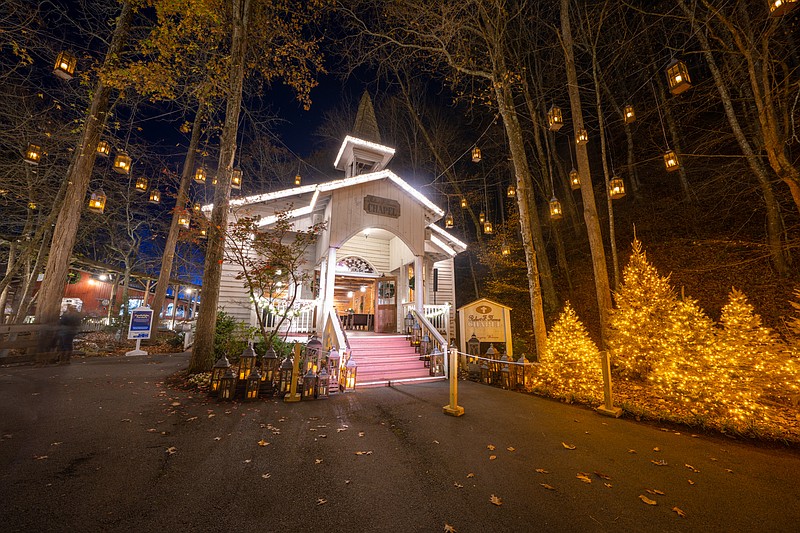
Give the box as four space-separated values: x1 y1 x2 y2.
443 346 464 417
284 342 302 403
595 351 621 417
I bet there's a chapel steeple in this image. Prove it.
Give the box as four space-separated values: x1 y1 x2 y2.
334 91 395 178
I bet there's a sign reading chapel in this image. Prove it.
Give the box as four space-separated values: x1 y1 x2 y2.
364 195 401 218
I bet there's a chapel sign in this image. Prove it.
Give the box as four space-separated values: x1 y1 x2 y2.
364 195 401 218
457 298 513 356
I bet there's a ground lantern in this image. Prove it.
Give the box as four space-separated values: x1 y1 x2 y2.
210 355 231 394
327 348 341 394
237 345 257 380
342 358 358 391
218 368 237 400
317 367 330 399
302 368 317 400
245 368 261 401
261 346 279 385
278 357 294 396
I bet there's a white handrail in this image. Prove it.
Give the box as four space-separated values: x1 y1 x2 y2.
324 306 349 353
411 308 448 376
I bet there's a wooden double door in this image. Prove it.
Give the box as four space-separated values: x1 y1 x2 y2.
374 276 397 333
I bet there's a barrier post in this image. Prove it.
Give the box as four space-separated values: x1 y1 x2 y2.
443 346 465 417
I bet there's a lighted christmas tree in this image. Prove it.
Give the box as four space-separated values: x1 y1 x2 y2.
534 302 603 401
786 288 800 340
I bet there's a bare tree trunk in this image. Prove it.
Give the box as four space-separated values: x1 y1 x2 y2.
0 242 16 323
35 2 134 326
151 107 204 319
121 265 132 323
560 0 613 346
13 228 50 324
189 0 251 374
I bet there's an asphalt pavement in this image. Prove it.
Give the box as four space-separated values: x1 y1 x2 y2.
1 353 799 532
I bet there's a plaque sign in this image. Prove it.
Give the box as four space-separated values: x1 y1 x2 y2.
364 195 401 218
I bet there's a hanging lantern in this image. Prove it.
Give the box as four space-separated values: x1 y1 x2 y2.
199 228 207 238
664 150 681 172
569 168 581 190
666 59 692 95
609 176 626 199
193 202 201 214
194 167 207 184
506 184 516 198
211 175 217 186
471 146 482 163
460 197 467 209
624 104 636 124
96 140 111 157
148 188 161 204
23 144 42 165
294 174 301 186
549 197 563 220
113 151 132 174
575 128 589 145
178 212 190 229
771 0 798 16
53 51 77 80
134 176 148 192
87 189 107 214
231 169 242 190
479 211 485 224
501 242 511 256
483 220 493 234
444 211 454 229
547 106 563 131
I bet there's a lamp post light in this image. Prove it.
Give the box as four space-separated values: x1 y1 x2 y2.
210 355 231 395
327 348 341 394
218 368 237 401
237 344 257 380
245 367 261 401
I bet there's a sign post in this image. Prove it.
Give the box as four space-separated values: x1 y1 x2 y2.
126 306 153 356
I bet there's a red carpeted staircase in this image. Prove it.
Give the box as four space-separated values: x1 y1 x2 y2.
347 334 443 387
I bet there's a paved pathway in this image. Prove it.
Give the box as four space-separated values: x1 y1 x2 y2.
1 353 799 532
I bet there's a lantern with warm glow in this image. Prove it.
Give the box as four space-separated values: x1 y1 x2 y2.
513 355 527 390
480 360 491 384
231 169 242 189
771 0 798 16
412 321 421 347
113 151 132 174
460 197 467 209
327 348 341 393
210 355 231 394
302 368 317 399
245 368 261 400
420 332 431 359
194 167 207 184
404 311 415 340
23 144 42 165
471 146 481 163
96 140 111 157
501 242 510 256
278 357 294 396
569 168 581 190
609 176 626 199
479 211 485 224
306 336 323 372
507 184 516 198
547 106 563 131
430 347 444 376
178 212 190 229
149 188 161 204
260 346 279 385
53 51 77 80
317 367 330 399
88 189 107 214
483 220 493 234
193 202 201 214
134 176 148 192
624 104 636 124
342 358 358 392
444 211 454 229
666 59 692 95
500 355 511 389
575 128 589 145
549 196 562 220
295 174 301 186
664 150 680 172
237 345 257 380
199 228 207 238
467 333 481 357
218 368 237 400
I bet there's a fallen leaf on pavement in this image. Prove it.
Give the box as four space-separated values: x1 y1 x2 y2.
166 447 177 455
594 472 611 480
208 414 215 418
317 498 327 505
358 432 365 437
604 483 613 488
487 444 496 451
121 419 132 423
315 459 323 464
639 495 658 505
261 473 271 479
576 473 592 483
535 468 549 474
507 447 515 452
489 455 497 461
33 455 48 460
146 428 157 433
354 451 373 456
345 480 351 484
337 428 347 433
258 439 270 447
540 483 556 491
433 440 439 444
454 482 464 488
214 437 221 441
243 459 251 463
467 473 475 478
562 442 576 450
646 489 665 495
653 447 661 452
672 506 687 518
490 494 503 506
628 449 637 454
688 479 695 485
444 524 456 532
685 464 700 473
651 459 668 466
726 469 733 474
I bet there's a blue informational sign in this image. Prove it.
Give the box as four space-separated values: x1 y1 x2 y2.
128 307 154 340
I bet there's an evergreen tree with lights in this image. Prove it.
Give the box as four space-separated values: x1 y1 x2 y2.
534 302 603 401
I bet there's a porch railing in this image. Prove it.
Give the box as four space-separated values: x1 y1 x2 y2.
410 308 448 378
401 303 451 340
323 306 350 354
263 298 318 334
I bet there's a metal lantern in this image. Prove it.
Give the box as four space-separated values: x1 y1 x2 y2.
501 242 511 256
479 211 485 224
549 196 562 220
231 169 242 190
483 220 493 234
210 355 231 394
245 367 261 400
609 176 626 199
302 368 317 400
430 347 444 376
467 333 481 357
193 202 202 214
404 311 415 340
327 348 341 393
771 0 799 16
306 336 323 372
471 146 482 163
317 367 330 399
666 59 692 95
507 184 516 198
194 167 207 184
411 320 421 347
547 105 563 131
211 175 217 186
480 360 490 384
260 345 279 384
500 355 511 389
278 357 294 396
53 51 77 80
199 228 207 238
420 332 431 357
237 345 258 380
88 189 107 214
218 368 237 400
148 188 161 204
113 151 132 174
460 197 467 209
134 176 148 192
342 357 358 392
569 168 581 190
96 140 111 156
23 144 42 165
624 104 636 124
664 150 681 172
575 128 589 145
178 212 190 229
514 355 527 390
295 174 301 186
444 211 454 229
